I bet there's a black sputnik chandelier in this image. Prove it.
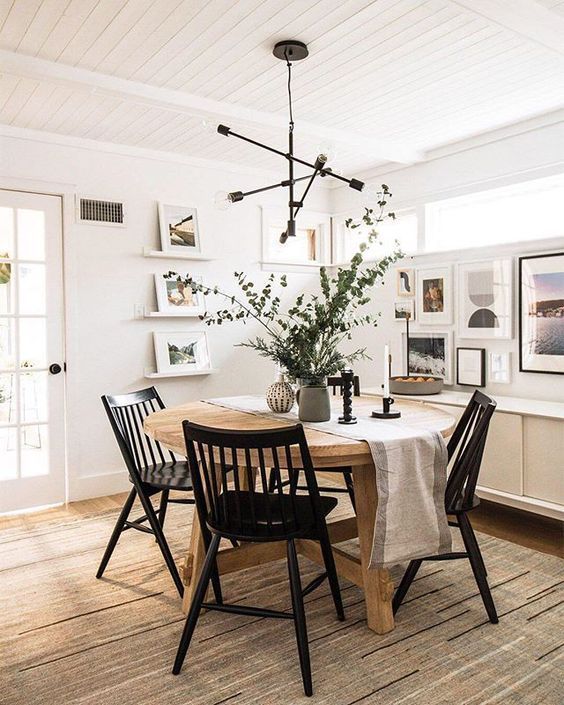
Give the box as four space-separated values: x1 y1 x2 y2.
212 40 366 244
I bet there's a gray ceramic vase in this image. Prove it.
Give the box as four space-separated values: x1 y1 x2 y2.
296 379 331 422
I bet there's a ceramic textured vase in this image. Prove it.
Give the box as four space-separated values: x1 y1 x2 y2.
266 374 295 413
296 378 331 422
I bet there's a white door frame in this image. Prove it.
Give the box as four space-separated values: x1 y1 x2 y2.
0 176 75 511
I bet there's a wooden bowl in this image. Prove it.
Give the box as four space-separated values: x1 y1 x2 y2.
390 375 444 396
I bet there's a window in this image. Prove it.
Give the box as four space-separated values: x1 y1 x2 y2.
261 207 330 266
425 174 564 253
334 209 417 263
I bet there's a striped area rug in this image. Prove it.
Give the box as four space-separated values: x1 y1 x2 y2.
1 500 562 705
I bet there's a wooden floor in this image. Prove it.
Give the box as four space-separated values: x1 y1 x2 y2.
1 493 562 558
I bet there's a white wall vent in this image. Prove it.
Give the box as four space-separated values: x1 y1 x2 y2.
77 196 126 226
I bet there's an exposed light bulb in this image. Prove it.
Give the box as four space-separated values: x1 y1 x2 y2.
202 118 219 135
213 191 232 210
315 141 337 164
361 183 383 202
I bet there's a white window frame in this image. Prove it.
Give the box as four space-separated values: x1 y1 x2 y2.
424 173 564 255
260 206 331 271
331 207 418 264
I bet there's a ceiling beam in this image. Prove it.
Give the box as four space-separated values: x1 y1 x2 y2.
451 0 564 55
0 50 423 165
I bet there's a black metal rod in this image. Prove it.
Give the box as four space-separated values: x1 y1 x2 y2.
294 168 320 220
225 128 362 189
239 174 312 198
289 127 294 232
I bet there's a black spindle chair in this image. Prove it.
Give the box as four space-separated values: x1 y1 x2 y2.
393 390 499 623
267 375 359 510
97 387 196 598
172 422 344 697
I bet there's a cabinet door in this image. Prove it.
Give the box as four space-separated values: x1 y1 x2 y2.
479 412 523 495
524 418 564 504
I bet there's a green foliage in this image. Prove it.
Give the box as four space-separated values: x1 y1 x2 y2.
164 186 402 380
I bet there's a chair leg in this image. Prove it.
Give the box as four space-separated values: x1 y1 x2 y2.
96 487 137 579
287 539 313 697
342 471 356 512
392 559 422 614
158 489 169 529
458 513 498 624
202 527 223 605
137 489 184 598
173 533 221 675
317 523 345 621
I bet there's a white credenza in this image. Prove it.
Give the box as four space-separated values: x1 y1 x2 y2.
365 389 564 520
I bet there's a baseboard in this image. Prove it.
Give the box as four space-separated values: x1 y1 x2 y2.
69 471 130 502
476 486 564 521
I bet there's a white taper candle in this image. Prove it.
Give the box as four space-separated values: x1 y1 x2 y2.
383 344 390 398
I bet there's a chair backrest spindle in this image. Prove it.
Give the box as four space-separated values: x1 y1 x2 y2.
182 422 324 540
445 390 496 513
101 387 176 482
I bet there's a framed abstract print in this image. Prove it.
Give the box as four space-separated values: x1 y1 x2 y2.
396 267 415 297
519 252 564 374
417 266 452 325
457 259 512 339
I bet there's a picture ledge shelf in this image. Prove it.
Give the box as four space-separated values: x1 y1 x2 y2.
143 247 213 261
144 311 202 318
144 368 217 378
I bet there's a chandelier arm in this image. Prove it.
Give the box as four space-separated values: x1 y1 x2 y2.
237 174 313 199
294 169 321 218
219 126 364 191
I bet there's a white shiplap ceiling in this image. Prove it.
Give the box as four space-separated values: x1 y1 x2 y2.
0 0 563 177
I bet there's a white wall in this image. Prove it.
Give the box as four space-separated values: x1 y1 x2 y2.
331 119 564 403
1 117 563 503
0 133 329 500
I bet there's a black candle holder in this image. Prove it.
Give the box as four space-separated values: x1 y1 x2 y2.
371 396 401 419
338 369 357 425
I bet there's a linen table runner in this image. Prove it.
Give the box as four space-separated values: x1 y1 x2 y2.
204 396 452 568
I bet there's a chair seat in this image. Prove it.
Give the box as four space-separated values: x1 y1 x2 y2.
207 491 338 541
133 461 193 491
448 494 480 514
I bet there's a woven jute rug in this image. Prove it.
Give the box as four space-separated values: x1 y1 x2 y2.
1 499 562 705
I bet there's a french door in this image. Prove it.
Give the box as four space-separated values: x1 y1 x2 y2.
0 190 65 513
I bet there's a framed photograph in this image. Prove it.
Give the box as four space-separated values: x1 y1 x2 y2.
158 203 201 254
456 347 486 387
154 274 206 316
457 259 512 339
394 299 415 321
153 331 211 374
402 331 453 384
417 266 452 324
396 267 415 297
489 352 511 384
519 252 564 374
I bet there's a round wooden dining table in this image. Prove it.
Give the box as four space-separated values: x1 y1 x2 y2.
145 395 455 634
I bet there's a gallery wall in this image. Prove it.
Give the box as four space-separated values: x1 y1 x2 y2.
0 131 330 500
331 117 564 402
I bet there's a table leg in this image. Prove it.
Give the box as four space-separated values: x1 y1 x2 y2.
352 463 395 634
181 510 206 614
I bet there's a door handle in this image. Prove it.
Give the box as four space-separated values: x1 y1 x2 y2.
49 363 63 375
